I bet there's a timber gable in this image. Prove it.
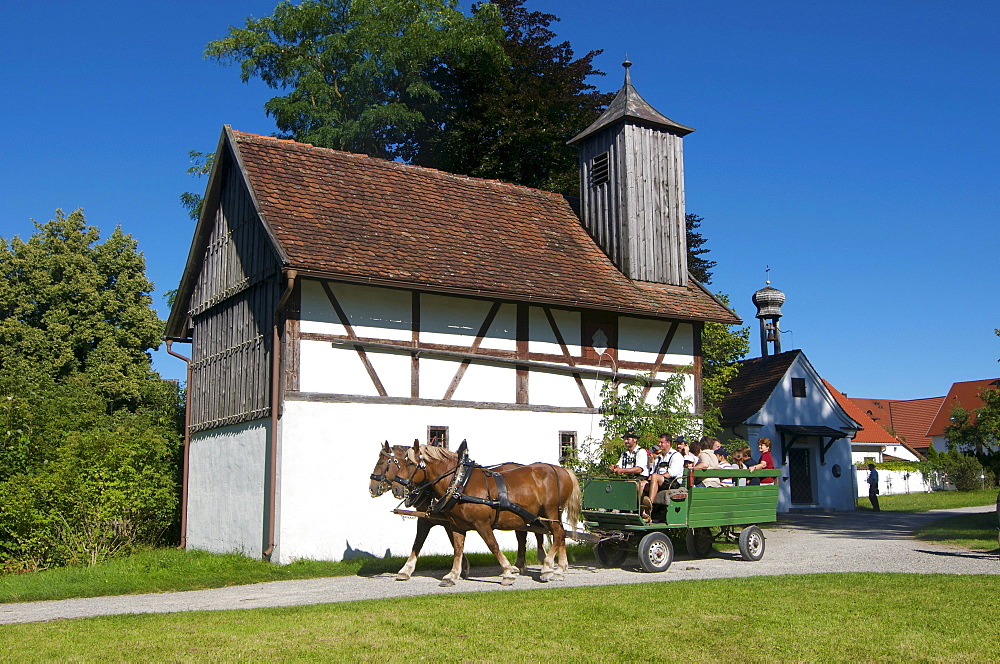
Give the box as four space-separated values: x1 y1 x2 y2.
290 277 698 413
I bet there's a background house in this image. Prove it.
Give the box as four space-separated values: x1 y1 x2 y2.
849 395 943 457
165 70 738 562
825 382 922 463
926 378 1000 454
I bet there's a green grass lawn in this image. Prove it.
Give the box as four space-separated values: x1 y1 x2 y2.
1 574 998 661
0 545 594 605
856 488 998 512
916 512 1000 552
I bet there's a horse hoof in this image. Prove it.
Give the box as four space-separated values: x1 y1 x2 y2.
460 571 469 580
395 573 410 581
501 577 515 586
439 578 455 587
517 566 527 576
552 573 565 581
539 572 553 582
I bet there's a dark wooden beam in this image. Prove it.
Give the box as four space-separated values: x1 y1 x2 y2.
443 301 502 400
516 303 529 404
300 331 689 375
411 291 420 399
286 391 598 414
320 281 388 397
543 307 594 409
642 321 679 400
326 338 677 386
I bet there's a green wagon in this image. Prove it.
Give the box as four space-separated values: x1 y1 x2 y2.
581 469 783 573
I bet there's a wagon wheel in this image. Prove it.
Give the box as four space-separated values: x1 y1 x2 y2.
637 532 674 573
738 525 766 562
593 540 628 568
686 527 714 558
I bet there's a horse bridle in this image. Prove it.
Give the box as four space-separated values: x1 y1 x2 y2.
370 450 405 494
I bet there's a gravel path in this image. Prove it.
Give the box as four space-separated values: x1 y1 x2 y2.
1 506 996 625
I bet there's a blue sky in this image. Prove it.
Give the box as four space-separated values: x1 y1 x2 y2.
1 1 997 400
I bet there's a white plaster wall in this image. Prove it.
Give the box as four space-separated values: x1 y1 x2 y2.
300 280 412 342
186 419 269 557
856 467 932 497
420 295 513 349
528 306 581 356
742 356 858 512
300 340 411 396
530 366 593 408
619 318 693 366
273 400 604 564
450 360 518 403
884 444 920 462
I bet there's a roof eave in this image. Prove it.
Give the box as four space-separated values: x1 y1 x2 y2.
289 267 737 324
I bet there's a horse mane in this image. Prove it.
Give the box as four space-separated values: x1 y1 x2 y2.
415 445 456 464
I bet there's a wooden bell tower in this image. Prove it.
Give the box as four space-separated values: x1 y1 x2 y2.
568 60 694 286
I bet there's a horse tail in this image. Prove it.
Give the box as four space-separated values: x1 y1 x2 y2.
564 468 581 528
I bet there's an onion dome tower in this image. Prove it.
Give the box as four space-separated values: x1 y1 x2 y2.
752 281 785 357
568 59 694 286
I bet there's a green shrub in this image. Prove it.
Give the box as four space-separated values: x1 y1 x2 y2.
0 377 181 571
936 453 988 491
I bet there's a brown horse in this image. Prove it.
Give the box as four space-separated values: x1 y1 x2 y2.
368 442 545 580
388 439 580 586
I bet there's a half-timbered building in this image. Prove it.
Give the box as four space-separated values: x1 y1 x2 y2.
165 67 739 562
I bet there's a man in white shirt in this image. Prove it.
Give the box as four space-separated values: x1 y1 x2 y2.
642 433 684 518
610 431 649 498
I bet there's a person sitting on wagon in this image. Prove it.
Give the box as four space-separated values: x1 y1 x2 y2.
691 439 724 487
676 437 697 465
609 431 649 495
714 447 736 485
747 438 776 484
641 433 685 516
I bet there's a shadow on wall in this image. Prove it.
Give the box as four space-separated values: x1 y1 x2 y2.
344 541 390 561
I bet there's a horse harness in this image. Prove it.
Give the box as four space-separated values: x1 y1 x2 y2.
422 441 544 528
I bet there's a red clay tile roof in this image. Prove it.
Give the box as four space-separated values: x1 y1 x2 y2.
927 378 1000 436
823 381 902 445
851 396 944 452
231 130 739 323
718 350 802 426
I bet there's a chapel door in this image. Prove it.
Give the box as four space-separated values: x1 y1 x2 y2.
787 447 814 504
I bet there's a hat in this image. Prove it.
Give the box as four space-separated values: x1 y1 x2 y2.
714 447 729 457
674 435 686 443
623 431 639 440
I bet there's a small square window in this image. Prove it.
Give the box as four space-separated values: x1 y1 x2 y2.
559 431 577 465
428 426 449 449
792 378 806 398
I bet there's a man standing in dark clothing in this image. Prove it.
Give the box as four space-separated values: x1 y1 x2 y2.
867 463 880 511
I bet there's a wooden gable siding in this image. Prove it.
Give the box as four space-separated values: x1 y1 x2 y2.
577 123 687 286
188 161 282 433
578 125 625 269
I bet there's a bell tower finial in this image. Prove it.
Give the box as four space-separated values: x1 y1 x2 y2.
623 56 632 84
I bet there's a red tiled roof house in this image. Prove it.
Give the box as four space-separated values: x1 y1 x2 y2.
165 70 738 562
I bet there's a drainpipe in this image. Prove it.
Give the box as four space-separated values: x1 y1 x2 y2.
165 339 192 550
263 269 297 560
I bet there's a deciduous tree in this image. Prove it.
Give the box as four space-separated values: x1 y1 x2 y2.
206 0 506 161
206 0 611 194
0 210 164 409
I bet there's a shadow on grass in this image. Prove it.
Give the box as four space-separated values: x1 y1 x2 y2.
354 545 596 577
